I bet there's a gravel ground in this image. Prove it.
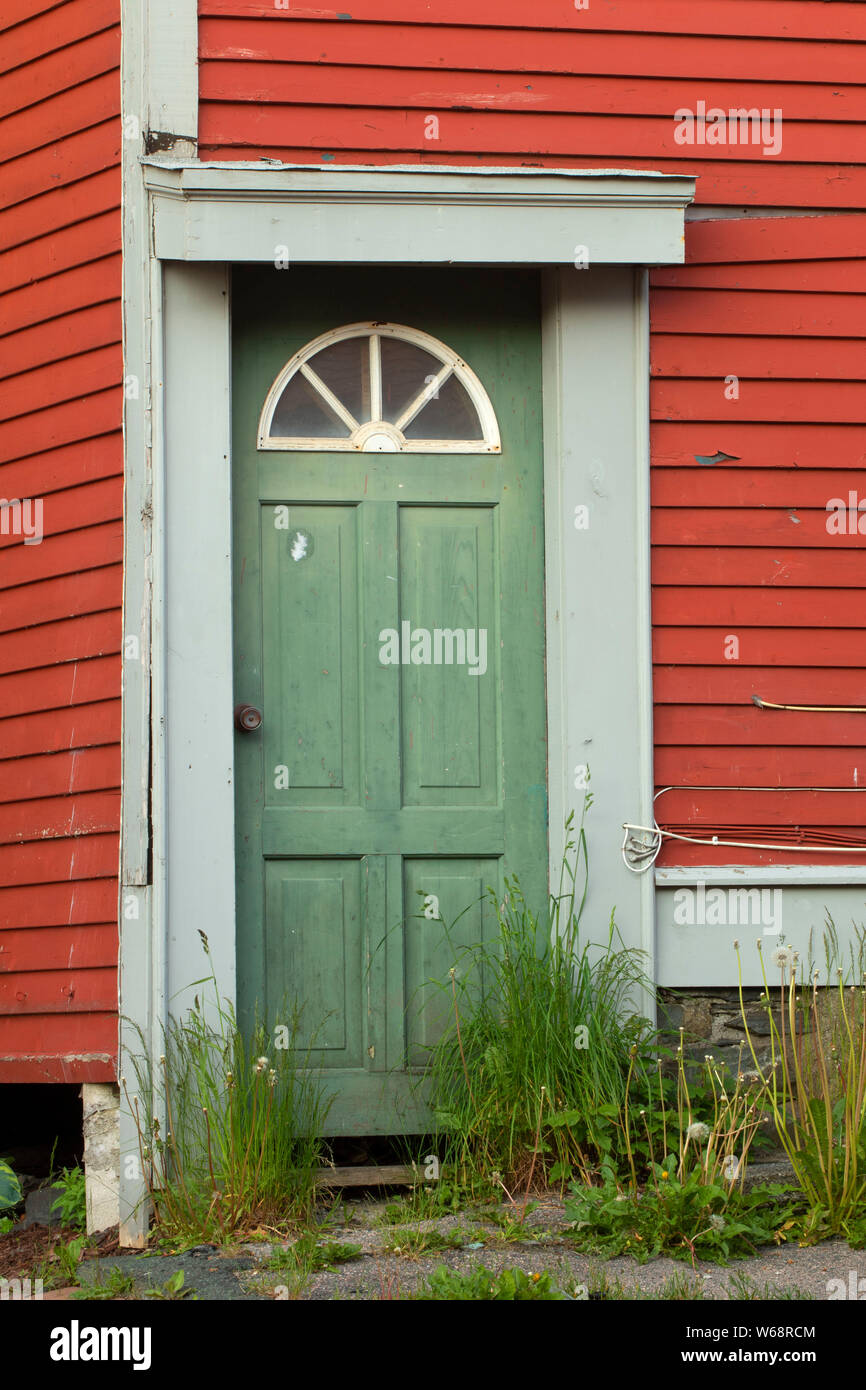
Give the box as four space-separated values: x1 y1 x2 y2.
66 1193 864 1302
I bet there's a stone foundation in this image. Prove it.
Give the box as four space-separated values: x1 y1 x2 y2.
658 983 857 1079
657 986 780 1075
82 1082 120 1235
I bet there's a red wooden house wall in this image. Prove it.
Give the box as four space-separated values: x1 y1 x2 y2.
0 0 122 1082
198 0 866 867
2 0 864 1085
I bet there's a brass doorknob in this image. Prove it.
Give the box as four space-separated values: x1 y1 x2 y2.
234 703 263 732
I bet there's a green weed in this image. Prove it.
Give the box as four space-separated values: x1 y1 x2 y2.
408 1264 564 1300
421 796 654 1193
50 1167 87 1231
124 931 332 1243
266 1234 362 1273
381 1226 463 1257
586 1268 705 1300
72 1269 137 1301
726 1272 815 1300
55 1234 88 1282
565 1170 798 1267
143 1270 196 1299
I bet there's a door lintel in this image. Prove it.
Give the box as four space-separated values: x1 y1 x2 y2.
142 161 694 265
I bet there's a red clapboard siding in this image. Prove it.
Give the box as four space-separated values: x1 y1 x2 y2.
652 380 866 423
0 702 120 761
0 657 119 721
684 215 866 265
0 168 120 255
0 523 122 589
654 629 866 667
0 0 122 1081
0 747 120 805
0 0 66 30
0 436 121 501
0 346 123 421
1 123 121 212
0 567 122 634
654 588 865 629
0 925 117 972
655 707 865 747
0 614 121 677
651 336 866 381
652 262 866 294
653 548 866 588
199 18 866 86
651 422 866 470
0 0 118 71
0 880 116 930
0 304 122 380
0 479 122 548
0 391 123 462
651 290 866 338
653 509 859 547
0 791 120 847
0 835 119 888
199 63 866 126
0 213 121 297
198 1 866 44
658 789 866 825
198 3 866 205
654 667 866 706
0 968 117 1014
0 1014 117 1083
655 748 866 786
198 105 866 166
651 203 866 865
0 72 120 164
652 470 866 509
0 255 121 336
0 28 119 115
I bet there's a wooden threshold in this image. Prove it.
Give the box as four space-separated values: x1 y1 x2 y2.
314 1164 418 1189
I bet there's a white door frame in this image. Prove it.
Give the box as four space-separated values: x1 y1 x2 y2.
117 159 693 1241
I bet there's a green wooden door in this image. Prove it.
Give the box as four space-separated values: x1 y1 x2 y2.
232 267 548 1134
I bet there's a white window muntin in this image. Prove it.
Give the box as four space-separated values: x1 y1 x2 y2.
257 321 501 453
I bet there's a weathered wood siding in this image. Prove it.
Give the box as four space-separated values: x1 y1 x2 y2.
0 0 121 1080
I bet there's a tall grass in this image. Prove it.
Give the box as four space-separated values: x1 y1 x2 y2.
124 932 331 1243
735 932 866 1238
421 802 655 1191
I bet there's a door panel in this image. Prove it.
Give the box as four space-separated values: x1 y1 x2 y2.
232 266 547 1135
399 506 497 804
261 504 361 804
403 856 499 1067
264 858 362 1063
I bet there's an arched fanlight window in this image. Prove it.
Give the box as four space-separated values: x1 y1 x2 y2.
258 322 500 453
